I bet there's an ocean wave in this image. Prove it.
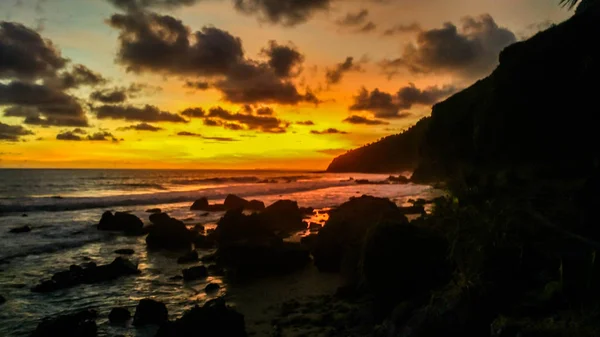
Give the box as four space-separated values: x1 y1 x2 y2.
0 179 355 213
118 183 167 190
170 176 261 185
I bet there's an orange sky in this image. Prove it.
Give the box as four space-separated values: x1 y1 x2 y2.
0 0 571 169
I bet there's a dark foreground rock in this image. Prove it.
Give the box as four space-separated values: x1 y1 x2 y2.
32 257 139 293
146 208 162 213
146 213 194 250
224 194 265 211
9 225 31 233
177 250 199 264
205 283 220 293
190 197 227 212
313 195 408 273
108 307 131 325
156 298 246 337
31 309 97 337
182 266 208 281
114 248 134 255
133 299 168 326
261 200 305 232
97 211 144 235
0 294 5 304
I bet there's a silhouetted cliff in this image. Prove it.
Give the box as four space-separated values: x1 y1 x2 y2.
328 5 600 182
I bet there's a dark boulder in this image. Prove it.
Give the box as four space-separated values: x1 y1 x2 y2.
205 283 220 294
214 209 275 245
182 266 208 281
177 250 199 264
133 299 168 326
190 197 209 211
224 194 248 210
97 211 144 235
0 294 5 304
194 234 216 249
146 213 194 250
108 307 131 325
32 257 139 293
260 200 305 232
114 248 134 255
9 225 31 233
207 264 225 276
155 298 246 337
308 222 321 231
248 200 265 211
31 309 97 337
146 208 162 214
313 195 408 273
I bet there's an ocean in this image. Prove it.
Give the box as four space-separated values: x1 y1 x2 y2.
0 169 440 336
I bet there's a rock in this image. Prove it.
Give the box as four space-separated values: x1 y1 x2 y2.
223 194 266 211
21 213 27 217
207 264 225 276
205 283 220 293
300 234 318 250
190 197 210 210
313 195 408 273
299 207 315 216
193 224 205 232
387 175 410 184
31 309 97 337
155 298 246 337
32 257 139 293
0 294 5 304
97 211 144 235
9 225 31 233
177 250 199 264
146 208 162 213
133 299 168 326
146 213 194 250
114 248 134 255
248 200 265 211
194 234 216 249
108 307 131 324
261 200 305 232
169 275 183 281
182 266 208 281
308 222 321 231
200 212 210 217
398 205 426 215
214 209 275 245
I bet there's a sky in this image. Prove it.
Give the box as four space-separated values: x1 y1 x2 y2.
0 0 571 169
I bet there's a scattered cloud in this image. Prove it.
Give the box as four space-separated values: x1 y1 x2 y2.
94 104 188 123
335 9 369 26
325 56 363 85
204 106 289 133
176 131 238 142
317 148 347 156
296 120 315 126
343 115 389 125
184 80 210 90
0 122 34 141
56 130 119 142
382 23 421 36
90 88 128 104
357 22 376 33
311 128 348 135
117 122 164 132
262 41 304 78
181 107 206 118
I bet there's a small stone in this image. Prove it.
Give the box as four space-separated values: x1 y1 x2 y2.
205 283 220 294
182 266 208 281
9 225 31 233
133 299 168 326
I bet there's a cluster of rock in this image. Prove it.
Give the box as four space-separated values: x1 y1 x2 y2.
31 257 139 293
190 194 265 212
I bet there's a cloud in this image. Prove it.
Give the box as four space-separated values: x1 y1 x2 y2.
1 81 88 126
108 11 318 105
56 64 107 89
0 122 34 141
204 106 289 133
318 148 347 156
184 80 210 90
117 122 164 131
349 84 458 118
261 41 304 78
382 23 421 36
357 22 376 33
380 14 516 79
56 130 119 142
107 0 201 11
325 57 363 85
176 131 238 141
296 120 315 126
90 88 128 104
0 21 67 80
335 9 368 26
343 115 389 125
311 128 348 135
94 104 188 123
255 107 274 116
181 107 206 118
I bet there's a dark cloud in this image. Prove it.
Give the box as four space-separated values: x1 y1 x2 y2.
107 0 199 11
0 21 67 80
325 57 363 85
184 80 210 90
181 107 206 118
382 23 421 36
349 84 457 118
205 106 289 133
56 130 119 142
176 131 238 142
90 88 128 104
94 104 188 123
310 128 348 135
108 11 318 105
72 128 87 135
357 22 376 33
0 122 34 141
380 14 516 79
233 0 331 26
296 120 315 126
335 9 368 26
262 41 304 78
255 107 274 116
57 65 107 89
343 115 389 125
1 81 88 126
117 122 164 131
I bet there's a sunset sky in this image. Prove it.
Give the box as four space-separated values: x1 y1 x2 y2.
0 0 570 169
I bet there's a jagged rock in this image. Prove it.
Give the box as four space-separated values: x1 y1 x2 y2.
194 234 216 249
97 211 144 235
108 307 131 324
32 257 139 293
247 200 266 211
31 309 97 337
260 200 305 232
9 225 31 233
205 283 220 293
155 298 246 337
146 213 194 250
114 248 134 255
177 250 199 264
313 195 408 273
182 266 208 281
213 209 275 244
190 197 209 211
308 222 321 231
223 194 265 211
133 299 168 326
